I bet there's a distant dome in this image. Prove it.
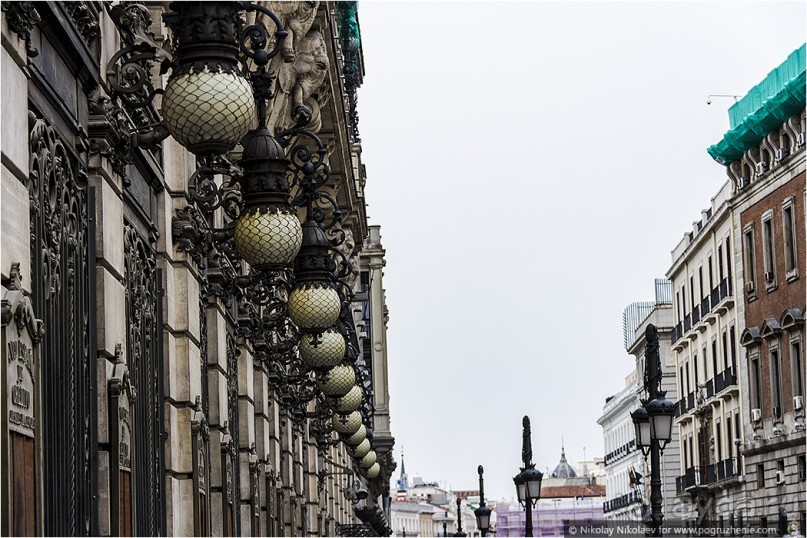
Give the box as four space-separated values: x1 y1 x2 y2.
551 448 577 478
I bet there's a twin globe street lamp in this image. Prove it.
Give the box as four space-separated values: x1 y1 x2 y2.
630 324 676 537
514 416 543 537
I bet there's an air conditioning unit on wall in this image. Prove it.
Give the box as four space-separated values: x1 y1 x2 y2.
794 395 804 411
776 470 786 485
798 132 806 147
755 162 768 175
776 148 790 161
751 408 762 422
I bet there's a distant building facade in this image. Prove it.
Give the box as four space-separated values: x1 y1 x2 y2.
495 450 605 537
598 371 644 522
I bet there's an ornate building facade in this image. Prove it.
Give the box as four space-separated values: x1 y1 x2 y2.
708 45 805 533
1 2 395 536
666 179 746 527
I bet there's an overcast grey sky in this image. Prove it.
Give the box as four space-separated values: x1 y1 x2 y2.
355 1 806 501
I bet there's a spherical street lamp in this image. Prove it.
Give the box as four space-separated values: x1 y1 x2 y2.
161 2 259 156
288 282 342 331
361 462 380 479
357 450 377 469
326 385 363 413
346 438 371 459
331 411 363 436
341 424 367 447
317 364 356 398
298 329 346 371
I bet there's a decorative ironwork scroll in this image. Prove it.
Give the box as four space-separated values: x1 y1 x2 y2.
124 222 165 535
29 111 96 536
226 332 242 536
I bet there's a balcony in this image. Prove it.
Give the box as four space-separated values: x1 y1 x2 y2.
684 314 692 333
670 322 684 345
676 467 701 494
705 458 739 485
676 391 697 417
704 379 715 400
700 296 712 321
692 305 701 325
603 490 641 514
713 366 738 395
676 459 739 494
713 278 734 313
604 440 637 467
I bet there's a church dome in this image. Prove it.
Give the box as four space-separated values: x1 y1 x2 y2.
551 448 577 478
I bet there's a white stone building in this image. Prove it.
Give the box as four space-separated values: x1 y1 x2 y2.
598 371 644 521
666 179 745 525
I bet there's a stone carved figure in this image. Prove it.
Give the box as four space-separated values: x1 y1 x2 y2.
266 29 330 135
258 2 319 63
332 227 359 292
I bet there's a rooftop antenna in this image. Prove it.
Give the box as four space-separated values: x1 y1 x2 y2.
707 94 742 105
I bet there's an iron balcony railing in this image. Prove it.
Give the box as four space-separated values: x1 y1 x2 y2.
705 458 739 484
705 379 715 399
671 278 733 346
603 490 641 514
604 440 637 467
676 467 701 494
670 322 683 344
701 296 711 318
713 366 738 394
676 391 696 416
676 459 739 494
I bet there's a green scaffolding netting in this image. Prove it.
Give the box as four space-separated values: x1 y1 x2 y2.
707 44 806 165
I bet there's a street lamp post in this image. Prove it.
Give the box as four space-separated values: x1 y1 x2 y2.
630 324 676 537
514 416 543 537
454 497 467 537
474 465 492 537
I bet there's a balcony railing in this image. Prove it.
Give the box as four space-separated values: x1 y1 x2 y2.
671 278 733 346
676 391 697 416
705 458 739 484
604 440 636 467
603 490 641 514
671 322 683 344
676 459 739 494
676 467 701 494
713 366 737 394
705 379 714 399
700 296 711 318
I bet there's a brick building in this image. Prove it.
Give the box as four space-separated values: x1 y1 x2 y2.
708 44 805 532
